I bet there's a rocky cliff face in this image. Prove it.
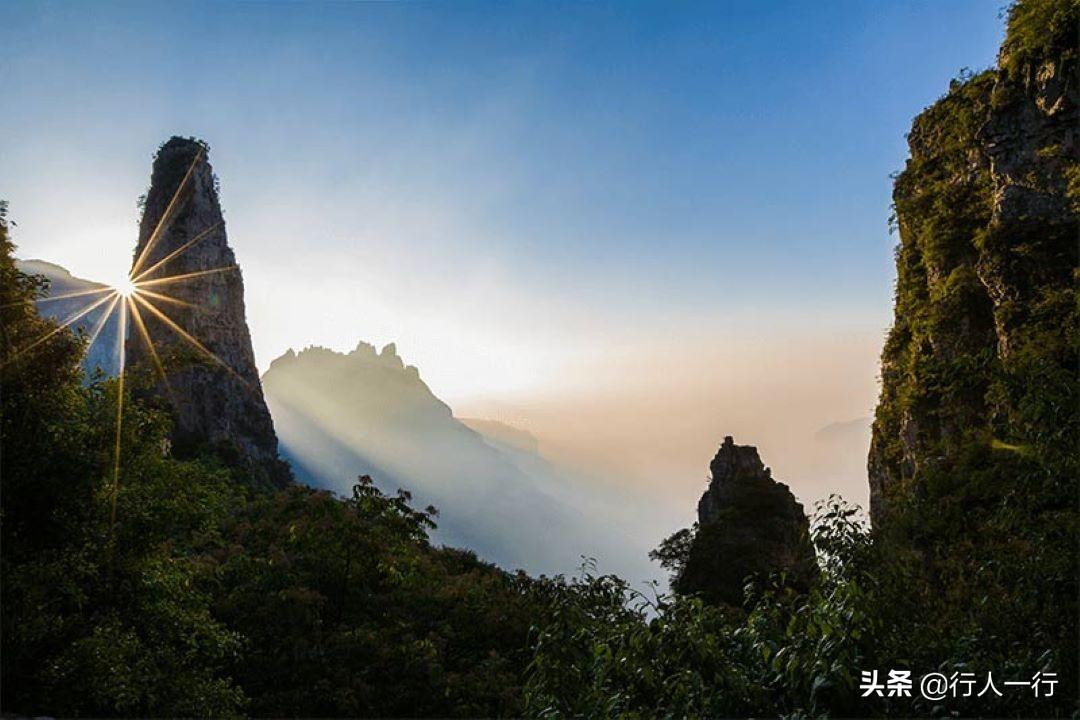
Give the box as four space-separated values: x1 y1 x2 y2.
868 3 1078 526
127 137 290 489
674 437 816 607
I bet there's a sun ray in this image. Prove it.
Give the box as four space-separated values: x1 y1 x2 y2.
132 221 222 283
108 293 128 559
131 292 254 390
129 149 203 279
81 293 121 360
127 294 174 398
135 264 238 288
3 291 118 365
135 287 200 310
1 284 112 309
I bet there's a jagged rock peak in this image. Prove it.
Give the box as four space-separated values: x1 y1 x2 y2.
127 136 291 489
291 341 418 377
709 436 771 483
698 437 798 527
262 341 452 428
351 341 378 358
276 342 427 386
267 348 297 371
379 342 404 369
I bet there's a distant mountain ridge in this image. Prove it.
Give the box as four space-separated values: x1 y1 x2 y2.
15 258 123 377
459 418 540 455
262 341 641 576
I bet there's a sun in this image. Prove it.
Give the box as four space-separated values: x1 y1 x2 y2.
112 275 138 298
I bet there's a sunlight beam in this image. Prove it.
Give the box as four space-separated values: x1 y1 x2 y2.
3 291 118 365
1 284 112 309
82 294 121 361
132 221 222 283
135 265 238 288
108 294 128 549
131 292 253 390
135 287 200 310
129 149 203 279
127 294 174 398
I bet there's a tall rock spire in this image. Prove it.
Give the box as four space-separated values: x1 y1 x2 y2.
127 136 290 488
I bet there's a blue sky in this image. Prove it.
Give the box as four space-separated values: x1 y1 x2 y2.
4 0 1003 312
2 1 1006 510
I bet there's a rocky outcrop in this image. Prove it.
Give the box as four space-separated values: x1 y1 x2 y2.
675 437 816 607
127 137 290 489
867 2 1078 526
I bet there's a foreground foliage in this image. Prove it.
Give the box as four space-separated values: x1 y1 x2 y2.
525 501 1077 717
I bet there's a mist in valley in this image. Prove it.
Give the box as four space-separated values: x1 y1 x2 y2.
262 326 879 588
262 341 664 586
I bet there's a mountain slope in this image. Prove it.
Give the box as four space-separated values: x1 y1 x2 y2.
262 342 645 576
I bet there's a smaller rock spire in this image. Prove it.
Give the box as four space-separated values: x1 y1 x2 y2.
679 436 817 607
